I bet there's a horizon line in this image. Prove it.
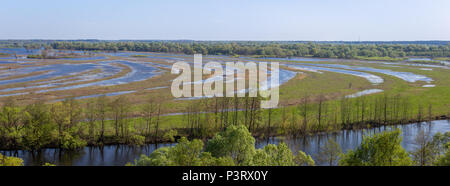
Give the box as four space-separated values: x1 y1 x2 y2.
1 39 449 42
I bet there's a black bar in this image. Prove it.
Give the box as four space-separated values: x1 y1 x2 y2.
1 166 448 185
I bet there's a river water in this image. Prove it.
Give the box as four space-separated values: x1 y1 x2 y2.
1 120 448 166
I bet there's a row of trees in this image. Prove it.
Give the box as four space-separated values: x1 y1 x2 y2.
14 41 450 58
180 93 439 140
0 91 443 151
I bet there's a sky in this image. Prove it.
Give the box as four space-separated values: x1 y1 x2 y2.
0 0 449 41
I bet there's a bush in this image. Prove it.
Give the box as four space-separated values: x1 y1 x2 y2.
0 153 23 166
339 129 412 166
205 125 256 165
60 132 87 150
436 150 450 166
252 142 296 166
295 151 315 166
43 162 56 166
128 135 145 146
162 129 178 142
131 137 204 166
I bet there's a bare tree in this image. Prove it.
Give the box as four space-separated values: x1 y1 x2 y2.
110 96 129 138
85 101 96 143
267 108 272 137
96 95 108 143
143 96 156 140
411 129 438 166
63 98 82 129
300 93 309 133
317 138 342 166
417 103 423 122
154 103 162 142
317 94 326 131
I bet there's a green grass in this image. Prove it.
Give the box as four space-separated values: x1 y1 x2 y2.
406 60 445 65
433 57 450 61
355 56 405 62
279 69 372 102
130 55 149 57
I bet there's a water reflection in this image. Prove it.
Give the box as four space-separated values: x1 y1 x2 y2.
256 120 449 165
1 143 175 166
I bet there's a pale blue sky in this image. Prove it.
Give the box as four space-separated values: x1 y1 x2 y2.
1 0 449 40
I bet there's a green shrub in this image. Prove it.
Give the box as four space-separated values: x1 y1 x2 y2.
0 153 23 166
339 129 412 166
60 132 87 150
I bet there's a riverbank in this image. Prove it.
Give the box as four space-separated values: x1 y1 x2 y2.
1 112 447 150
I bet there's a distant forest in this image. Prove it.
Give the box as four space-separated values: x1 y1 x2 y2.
1 40 449 58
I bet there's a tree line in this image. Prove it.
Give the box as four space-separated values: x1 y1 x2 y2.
5 40 449 58
0 92 445 151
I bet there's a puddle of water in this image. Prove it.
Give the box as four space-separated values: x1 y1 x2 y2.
284 64 323 73
406 58 450 67
422 84 436 87
345 89 384 98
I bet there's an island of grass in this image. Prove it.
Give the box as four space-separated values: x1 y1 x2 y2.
354 56 406 62
433 57 450 62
